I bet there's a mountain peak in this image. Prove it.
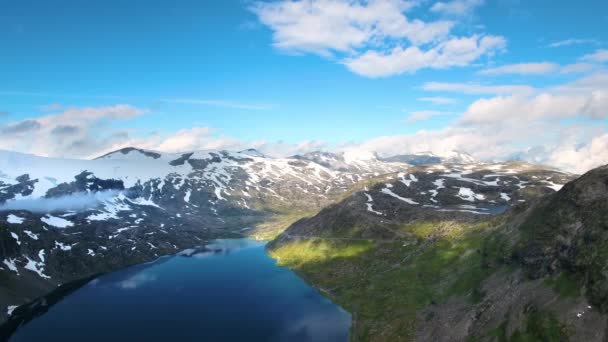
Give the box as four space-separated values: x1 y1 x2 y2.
238 148 265 158
93 147 162 160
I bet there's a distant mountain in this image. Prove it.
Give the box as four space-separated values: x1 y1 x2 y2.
441 150 477 164
381 151 442 165
271 161 571 242
381 150 477 166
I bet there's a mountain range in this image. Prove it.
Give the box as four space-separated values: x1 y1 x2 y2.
2 146 601 341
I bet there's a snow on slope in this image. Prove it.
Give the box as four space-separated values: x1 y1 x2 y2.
0 147 415 231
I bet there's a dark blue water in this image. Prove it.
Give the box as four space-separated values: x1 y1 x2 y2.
9 239 351 342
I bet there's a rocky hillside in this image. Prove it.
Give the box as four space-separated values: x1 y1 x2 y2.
272 161 571 243
268 163 608 341
515 164 608 310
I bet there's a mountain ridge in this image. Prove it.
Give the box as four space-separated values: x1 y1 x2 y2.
0 147 577 336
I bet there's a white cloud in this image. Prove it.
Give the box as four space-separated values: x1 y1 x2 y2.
0 105 144 158
458 72 608 124
0 106 327 160
252 140 328 157
422 81 534 95
252 0 503 77
342 121 608 174
346 72 608 173
479 61 597 76
581 49 608 63
545 133 608 174
418 96 457 104
431 0 484 16
478 62 559 75
459 93 607 125
152 127 239 153
405 110 448 123
560 63 595 74
344 34 505 77
251 0 453 56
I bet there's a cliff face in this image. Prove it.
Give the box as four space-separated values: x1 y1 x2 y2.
515 165 608 310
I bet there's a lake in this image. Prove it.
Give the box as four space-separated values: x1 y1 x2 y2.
8 239 351 341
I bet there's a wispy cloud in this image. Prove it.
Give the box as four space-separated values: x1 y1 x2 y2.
418 97 457 105
0 105 145 158
546 38 601 48
0 91 127 100
431 0 485 16
0 91 276 111
478 61 596 76
39 103 64 111
162 98 277 111
405 110 452 123
560 63 595 74
422 81 535 95
478 62 559 75
581 49 608 63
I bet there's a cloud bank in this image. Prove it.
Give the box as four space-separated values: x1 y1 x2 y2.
251 0 504 77
0 191 119 212
2 66 608 176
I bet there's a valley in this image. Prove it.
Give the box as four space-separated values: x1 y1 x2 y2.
0 146 586 341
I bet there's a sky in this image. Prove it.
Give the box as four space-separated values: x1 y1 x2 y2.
0 0 607 173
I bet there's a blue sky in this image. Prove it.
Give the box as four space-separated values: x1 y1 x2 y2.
0 0 607 172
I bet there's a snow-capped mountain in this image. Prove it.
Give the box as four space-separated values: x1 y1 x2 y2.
0 147 407 217
0 147 571 322
0 147 411 316
292 150 400 173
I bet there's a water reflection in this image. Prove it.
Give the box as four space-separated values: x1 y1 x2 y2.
7 239 351 342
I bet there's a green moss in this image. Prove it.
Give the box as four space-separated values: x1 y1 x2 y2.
271 239 374 267
248 210 316 240
544 272 581 298
487 321 508 342
269 219 509 341
510 310 568 342
403 221 438 240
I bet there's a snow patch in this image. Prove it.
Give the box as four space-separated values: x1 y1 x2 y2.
6 214 24 224
7 305 18 316
363 193 383 215
456 187 485 202
41 215 74 228
381 188 418 205
10 232 20 245
54 241 73 251
24 256 50 279
544 180 563 191
3 259 19 275
24 230 38 240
